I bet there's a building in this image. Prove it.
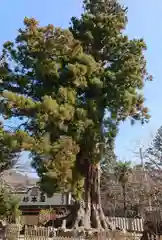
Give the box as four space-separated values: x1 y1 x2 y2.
17 186 73 225
1 170 73 225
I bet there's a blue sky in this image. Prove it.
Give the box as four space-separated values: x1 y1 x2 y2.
0 0 161 166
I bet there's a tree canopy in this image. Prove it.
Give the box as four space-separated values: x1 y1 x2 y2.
0 122 20 173
0 0 151 229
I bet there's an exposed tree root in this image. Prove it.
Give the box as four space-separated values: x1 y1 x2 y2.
73 203 108 229
45 202 114 230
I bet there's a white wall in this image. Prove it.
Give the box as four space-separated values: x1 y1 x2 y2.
17 187 71 206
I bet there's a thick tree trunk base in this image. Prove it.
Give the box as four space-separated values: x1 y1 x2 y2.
72 201 114 230
44 202 115 231
91 204 114 230
69 163 115 230
45 163 115 231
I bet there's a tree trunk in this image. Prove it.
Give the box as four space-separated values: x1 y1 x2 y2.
122 184 127 217
91 163 108 229
73 162 114 230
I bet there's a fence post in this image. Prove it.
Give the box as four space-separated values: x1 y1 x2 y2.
128 218 133 232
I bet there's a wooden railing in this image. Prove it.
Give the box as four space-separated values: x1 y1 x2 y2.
107 217 144 232
5 224 142 240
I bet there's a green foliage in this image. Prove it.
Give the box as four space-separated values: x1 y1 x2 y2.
100 141 117 188
0 0 151 198
101 141 117 173
114 161 132 185
145 126 162 183
146 126 162 170
71 0 151 124
0 183 21 222
114 160 132 215
39 208 55 225
0 123 20 173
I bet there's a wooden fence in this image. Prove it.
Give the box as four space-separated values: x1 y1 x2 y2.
5 225 142 240
107 217 144 232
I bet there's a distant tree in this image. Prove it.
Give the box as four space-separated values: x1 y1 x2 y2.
145 126 162 172
101 140 117 188
101 141 117 173
114 161 132 216
100 140 117 207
